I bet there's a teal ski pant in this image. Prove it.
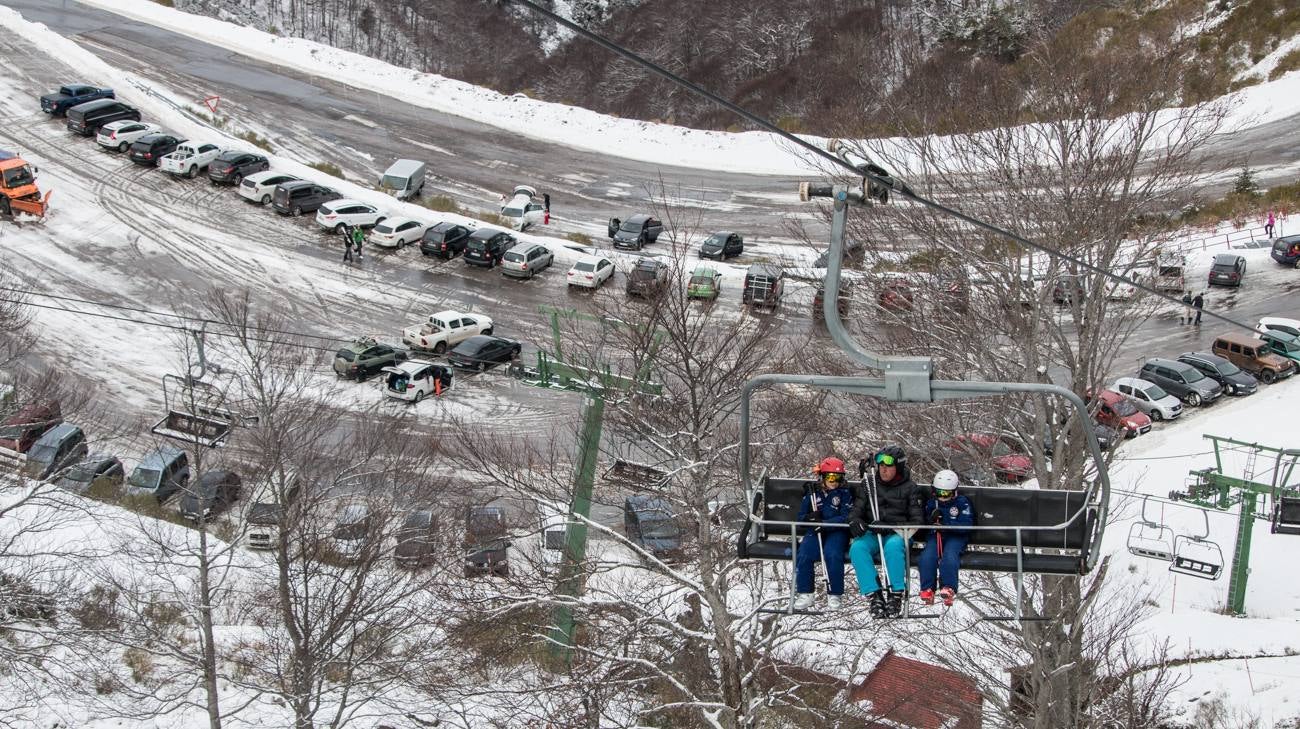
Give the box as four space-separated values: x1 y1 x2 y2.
850 531 907 594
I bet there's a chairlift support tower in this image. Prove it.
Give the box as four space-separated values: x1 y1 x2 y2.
1169 435 1300 615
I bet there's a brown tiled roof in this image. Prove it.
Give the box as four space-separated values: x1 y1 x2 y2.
850 649 983 729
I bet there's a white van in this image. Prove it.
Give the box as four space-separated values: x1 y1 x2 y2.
537 499 567 574
379 159 426 200
500 185 548 232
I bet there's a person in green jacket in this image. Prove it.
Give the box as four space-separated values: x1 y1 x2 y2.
351 225 365 262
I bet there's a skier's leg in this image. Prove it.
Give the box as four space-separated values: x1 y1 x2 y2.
823 531 848 596
794 533 819 594
882 533 908 592
917 535 940 591
939 536 969 591
849 536 881 594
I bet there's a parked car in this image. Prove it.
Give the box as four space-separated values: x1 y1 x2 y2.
1091 389 1152 437
686 265 723 300
626 258 671 298
127 133 184 167
1176 351 1258 396
463 229 514 267
464 505 510 577
1212 332 1294 384
1111 377 1183 422
56 455 124 494
1256 317 1300 338
699 231 744 260
420 222 472 259
126 446 191 502
402 310 493 354
315 199 384 233
742 264 785 309
238 171 300 205
272 180 341 216
501 243 554 279
332 503 377 561
0 400 62 457
382 360 452 403
1259 330 1300 367
1042 423 1120 456
23 424 88 480
879 277 915 310
624 495 683 560
159 140 223 178
41 84 114 116
95 120 161 152
394 509 438 568
244 474 302 550
448 335 522 371
378 158 426 200
65 99 140 136
944 432 1032 483
1207 253 1246 287
1138 357 1223 407
566 255 615 290
500 184 547 231
1271 235 1300 267
367 217 428 249
609 213 663 250
813 281 853 319
332 337 409 380
207 151 270 186
179 470 242 522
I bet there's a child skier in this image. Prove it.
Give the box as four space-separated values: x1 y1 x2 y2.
917 469 974 607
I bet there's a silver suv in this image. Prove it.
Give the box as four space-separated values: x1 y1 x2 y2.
1139 357 1223 407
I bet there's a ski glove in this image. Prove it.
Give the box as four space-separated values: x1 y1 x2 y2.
848 518 868 538
805 509 822 523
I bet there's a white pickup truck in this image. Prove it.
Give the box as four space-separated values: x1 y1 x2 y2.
160 141 223 178
401 310 494 354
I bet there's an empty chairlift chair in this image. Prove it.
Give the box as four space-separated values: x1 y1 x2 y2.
1168 510 1224 580
1126 496 1175 562
1273 494 1300 535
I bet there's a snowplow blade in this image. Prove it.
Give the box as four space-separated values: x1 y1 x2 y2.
10 190 53 218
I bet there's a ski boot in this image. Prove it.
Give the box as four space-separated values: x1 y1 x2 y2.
919 589 935 605
867 591 888 619
885 590 906 617
938 587 956 607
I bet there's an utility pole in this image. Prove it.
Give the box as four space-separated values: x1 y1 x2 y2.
1170 435 1300 615
509 306 664 668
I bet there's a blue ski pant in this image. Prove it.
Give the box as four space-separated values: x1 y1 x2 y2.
849 531 907 594
918 533 969 591
794 529 848 595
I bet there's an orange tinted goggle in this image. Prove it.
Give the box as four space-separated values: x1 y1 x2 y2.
823 472 844 483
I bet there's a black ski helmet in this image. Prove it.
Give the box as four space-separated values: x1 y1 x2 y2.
874 444 909 482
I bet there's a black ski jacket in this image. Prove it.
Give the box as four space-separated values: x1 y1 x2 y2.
849 475 923 536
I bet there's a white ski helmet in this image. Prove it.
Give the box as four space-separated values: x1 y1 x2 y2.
932 470 960 494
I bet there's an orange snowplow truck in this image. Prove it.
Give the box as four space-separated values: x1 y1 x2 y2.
0 151 52 218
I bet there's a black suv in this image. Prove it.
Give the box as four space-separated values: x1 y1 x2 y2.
699 231 744 260
1177 351 1258 396
609 213 664 250
626 259 671 298
272 180 341 216
464 506 510 577
128 133 183 166
332 338 409 380
464 229 514 267
742 264 785 309
207 151 270 185
420 222 473 259
65 99 140 136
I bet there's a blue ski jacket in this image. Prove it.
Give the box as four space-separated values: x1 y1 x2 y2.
924 494 974 536
798 485 854 525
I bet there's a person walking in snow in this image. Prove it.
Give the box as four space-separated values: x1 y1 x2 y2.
1181 291 1193 326
1266 210 1276 238
791 457 854 611
849 445 923 619
352 224 365 262
917 470 974 607
342 224 354 263
1193 291 1204 325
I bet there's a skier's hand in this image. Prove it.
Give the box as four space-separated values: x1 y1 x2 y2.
849 518 867 538
805 509 822 524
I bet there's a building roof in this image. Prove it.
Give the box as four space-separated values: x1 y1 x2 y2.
850 650 983 729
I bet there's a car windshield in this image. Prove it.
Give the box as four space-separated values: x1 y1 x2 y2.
1143 384 1170 400
1182 367 1205 383
63 463 98 482
1113 399 1139 416
573 262 594 272
381 174 408 190
28 444 57 462
129 468 161 490
620 220 641 232
503 207 524 217
631 267 657 281
468 240 487 250
1215 360 1241 375
641 520 681 539
3 166 34 187
991 442 1013 457
703 234 724 247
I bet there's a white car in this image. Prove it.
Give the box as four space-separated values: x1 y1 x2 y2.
368 217 429 249
1257 317 1300 338
238 171 300 205
1112 376 1183 422
159 141 223 178
566 255 615 289
401 310 494 354
381 360 451 403
316 199 385 234
95 120 161 152
500 185 547 232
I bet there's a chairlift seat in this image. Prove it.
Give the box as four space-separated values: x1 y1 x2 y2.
1126 521 1175 562
737 477 1096 575
1168 535 1223 580
1271 496 1300 535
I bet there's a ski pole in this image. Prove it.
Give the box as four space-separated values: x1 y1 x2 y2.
869 469 889 595
812 490 832 598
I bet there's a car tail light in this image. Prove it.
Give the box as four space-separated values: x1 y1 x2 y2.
324 214 336 220
110 131 117 139
406 384 415 390
143 152 152 159
585 274 593 280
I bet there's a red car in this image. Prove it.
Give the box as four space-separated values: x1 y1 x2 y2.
878 280 914 311
946 433 1033 483
0 401 62 454
1092 389 1152 437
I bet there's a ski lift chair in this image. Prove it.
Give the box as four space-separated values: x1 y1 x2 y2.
1126 496 1175 562
150 327 259 449
736 183 1111 621
1168 510 1223 580
1272 495 1300 535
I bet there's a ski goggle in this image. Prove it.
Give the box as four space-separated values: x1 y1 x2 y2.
875 453 898 466
822 472 844 483
935 488 955 499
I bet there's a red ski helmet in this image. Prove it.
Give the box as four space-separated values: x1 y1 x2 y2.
814 457 846 477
